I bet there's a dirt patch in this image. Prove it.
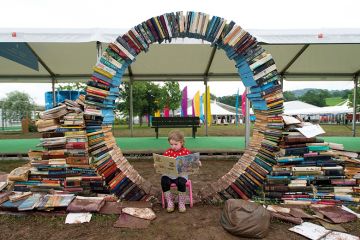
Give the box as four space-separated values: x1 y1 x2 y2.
0 159 359 240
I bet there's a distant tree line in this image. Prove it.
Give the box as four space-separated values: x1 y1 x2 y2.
283 89 353 107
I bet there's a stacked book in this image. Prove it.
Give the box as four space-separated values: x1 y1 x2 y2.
15 101 105 194
87 127 152 201
263 116 360 206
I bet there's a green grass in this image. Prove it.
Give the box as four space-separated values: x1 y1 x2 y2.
0 160 28 173
325 97 346 106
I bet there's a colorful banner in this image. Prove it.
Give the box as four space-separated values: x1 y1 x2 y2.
207 86 211 126
241 89 247 117
181 86 188 117
193 91 200 117
200 94 204 123
235 88 239 126
163 107 170 117
203 86 211 126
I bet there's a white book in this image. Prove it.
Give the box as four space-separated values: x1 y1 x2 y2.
214 19 227 42
179 11 184 33
253 64 277 80
292 166 321 172
229 29 246 47
202 14 210 36
197 12 204 35
163 14 172 38
250 53 273 70
102 53 122 68
113 39 135 60
95 62 117 76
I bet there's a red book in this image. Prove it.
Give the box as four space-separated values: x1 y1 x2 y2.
65 142 86 149
231 183 249 200
90 76 110 86
122 34 141 54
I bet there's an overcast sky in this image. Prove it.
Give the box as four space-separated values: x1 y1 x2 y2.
0 0 359 105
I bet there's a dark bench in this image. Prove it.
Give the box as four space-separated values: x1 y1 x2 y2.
151 117 201 139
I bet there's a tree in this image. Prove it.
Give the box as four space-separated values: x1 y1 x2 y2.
300 89 329 107
1 91 35 122
117 82 163 126
142 82 162 126
117 82 147 125
217 95 237 107
56 82 86 91
160 82 182 115
348 84 360 111
283 91 297 101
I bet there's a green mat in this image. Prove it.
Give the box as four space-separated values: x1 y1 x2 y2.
0 137 359 153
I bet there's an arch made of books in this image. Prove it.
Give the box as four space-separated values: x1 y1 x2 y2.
84 11 283 202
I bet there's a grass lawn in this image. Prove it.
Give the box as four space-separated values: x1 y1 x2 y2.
0 124 359 140
0 160 29 173
325 97 346 106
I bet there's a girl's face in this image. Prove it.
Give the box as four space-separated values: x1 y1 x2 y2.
169 139 183 151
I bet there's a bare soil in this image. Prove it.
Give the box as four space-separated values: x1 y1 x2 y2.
0 159 359 240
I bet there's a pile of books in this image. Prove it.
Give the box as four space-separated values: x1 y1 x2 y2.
87 127 152 201
14 100 105 194
264 117 360 205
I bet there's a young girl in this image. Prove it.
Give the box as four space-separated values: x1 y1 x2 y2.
162 129 190 213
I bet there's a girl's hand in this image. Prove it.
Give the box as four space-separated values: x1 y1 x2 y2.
198 160 202 167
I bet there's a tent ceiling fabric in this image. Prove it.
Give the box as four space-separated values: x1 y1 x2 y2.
0 28 359 83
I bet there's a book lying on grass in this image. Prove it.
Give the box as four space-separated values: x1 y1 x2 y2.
153 153 200 176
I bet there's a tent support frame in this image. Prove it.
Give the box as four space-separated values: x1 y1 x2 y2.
352 75 358 137
128 66 134 137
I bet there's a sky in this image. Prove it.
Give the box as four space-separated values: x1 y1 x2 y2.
0 0 359 105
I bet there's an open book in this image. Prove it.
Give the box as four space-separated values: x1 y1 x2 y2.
153 153 200 176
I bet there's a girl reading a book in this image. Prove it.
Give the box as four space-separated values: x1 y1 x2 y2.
162 129 190 213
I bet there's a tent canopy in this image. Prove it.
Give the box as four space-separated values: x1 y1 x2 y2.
283 100 353 115
0 28 359 83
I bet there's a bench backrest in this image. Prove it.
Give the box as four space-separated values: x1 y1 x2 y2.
152 117 200 126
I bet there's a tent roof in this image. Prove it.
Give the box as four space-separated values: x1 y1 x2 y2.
0 28 360 83
283 100 353 115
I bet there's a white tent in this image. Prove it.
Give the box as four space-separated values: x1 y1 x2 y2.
185 100 236 116
283 100 353 115
0 28 359 83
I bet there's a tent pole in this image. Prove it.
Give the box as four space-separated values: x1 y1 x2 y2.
52 77 56 107
352 75 358 137
245 87 250 148
204 78 208 136
96 41 102 61
129 78 134 137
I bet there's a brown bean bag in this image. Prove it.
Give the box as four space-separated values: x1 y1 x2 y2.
220 199 270 238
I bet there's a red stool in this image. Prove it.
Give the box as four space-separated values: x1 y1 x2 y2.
161 179 193 208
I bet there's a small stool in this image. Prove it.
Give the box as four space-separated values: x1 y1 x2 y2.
161 179 193 208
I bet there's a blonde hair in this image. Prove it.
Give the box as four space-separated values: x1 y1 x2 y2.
168 130 185 145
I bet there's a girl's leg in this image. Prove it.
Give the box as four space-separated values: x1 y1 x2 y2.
176 177 187 213
161 176 175 213
161 176 172 192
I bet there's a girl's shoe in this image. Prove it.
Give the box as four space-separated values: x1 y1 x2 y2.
178 192 187 213
164 191 174 213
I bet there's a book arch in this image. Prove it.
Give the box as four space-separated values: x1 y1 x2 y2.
38 11 283 202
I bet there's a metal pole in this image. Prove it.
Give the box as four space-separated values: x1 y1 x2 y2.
129 79 134 137
52 77 56 107
245 87 250 148
96 41 102 61
204 79 208 136
352 76 358 137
